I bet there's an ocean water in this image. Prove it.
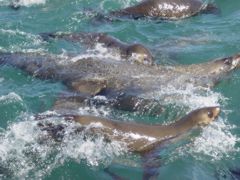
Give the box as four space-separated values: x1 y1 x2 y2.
0 0 240 179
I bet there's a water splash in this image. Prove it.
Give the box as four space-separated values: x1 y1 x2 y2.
9 0 46 7
190 117 239 161
0 29 44 52
70 43 122 63
0 92 23 104
0 115 127 178
171 117 239 163
144 84 225 110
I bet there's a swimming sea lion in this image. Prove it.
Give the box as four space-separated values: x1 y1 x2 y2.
109 0 219 20
62 106 220 153
38 106 220 179
0 51 239 90
0 52 239 113
40 32 154 65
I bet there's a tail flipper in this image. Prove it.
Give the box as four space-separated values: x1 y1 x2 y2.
141 150 161 180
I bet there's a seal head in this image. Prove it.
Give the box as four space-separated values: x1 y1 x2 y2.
183 106 220 127
126 44 154 65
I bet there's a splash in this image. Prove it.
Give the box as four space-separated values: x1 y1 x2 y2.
11 0 46 7
171 116 239 164
144 83 225 110
70 43 122 63
0 92 23 104
190 117 239 161
0 29 44 52
0 115 127 178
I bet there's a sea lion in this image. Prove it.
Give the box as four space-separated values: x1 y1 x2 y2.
0 52 239 113
109 0 219 20
38 106 220 179
40 32 154 65
62 106 220 153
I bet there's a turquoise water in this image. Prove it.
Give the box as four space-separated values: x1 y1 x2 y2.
0 0 240 179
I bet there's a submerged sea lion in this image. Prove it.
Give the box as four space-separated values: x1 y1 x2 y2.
109 0 219 20
40 32 154 65
0 52 239 113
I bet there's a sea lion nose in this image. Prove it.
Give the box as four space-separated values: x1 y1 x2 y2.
233 54 240 68
213 107 221 118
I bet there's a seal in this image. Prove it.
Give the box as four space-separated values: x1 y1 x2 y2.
0 52 239 113
109 0 219 20
37 106 220 179
40 32 154 65
63 106 220 153
0 52 239 91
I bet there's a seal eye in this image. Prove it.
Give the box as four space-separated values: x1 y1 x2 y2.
207 111 213 118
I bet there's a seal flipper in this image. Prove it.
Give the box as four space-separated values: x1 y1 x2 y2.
229 168 240 179
141 149 161 180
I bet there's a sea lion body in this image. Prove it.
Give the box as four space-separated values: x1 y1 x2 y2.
0 52 239 92
110 0 219 20
0 52 239 113
55 106 220 153
40 32 154 65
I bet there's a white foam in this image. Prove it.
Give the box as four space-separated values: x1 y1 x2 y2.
0 92 23 104
190 117 239 160
70 43 122 63
12 0 46 6
144 84 224 110
0 116 128 178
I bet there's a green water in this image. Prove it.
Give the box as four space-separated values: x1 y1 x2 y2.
0 0 240 179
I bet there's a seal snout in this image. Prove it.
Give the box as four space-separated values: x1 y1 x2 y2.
223 54 240 69
233 54 240 69
212 106 220 119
